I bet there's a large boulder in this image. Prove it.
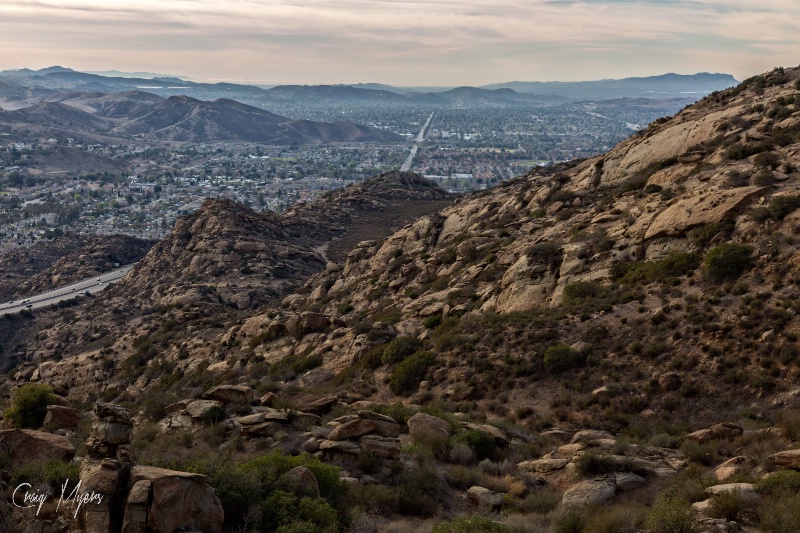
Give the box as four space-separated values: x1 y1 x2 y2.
203 385 254 405
43 405 83 429
280 466 320 498
185 400 223 419
128 465 224 533
358 411 403 437
768 449 800 470
86 402 133 461
516 458 569 473
0 429 75 466
359 435 401 458
407 412 450 442
467 486 504 510
561 477 617 507
328 419 376 441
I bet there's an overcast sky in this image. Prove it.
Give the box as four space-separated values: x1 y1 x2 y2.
1 0 798 86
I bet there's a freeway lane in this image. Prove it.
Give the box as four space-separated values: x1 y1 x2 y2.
0 264 134 316
400 111 435 172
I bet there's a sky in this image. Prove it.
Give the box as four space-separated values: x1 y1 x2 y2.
0 0 799 86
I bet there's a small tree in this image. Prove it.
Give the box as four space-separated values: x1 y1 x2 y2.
5 384 57 428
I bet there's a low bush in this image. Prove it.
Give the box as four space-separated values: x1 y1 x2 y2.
389 351 436 395
456 429 497 461
645 495 698 533
543 345 586 373
611 253 701 285
703 243 754 282
381 336 423 365
10 459 80 495
755 469 800 496
4 384 57 428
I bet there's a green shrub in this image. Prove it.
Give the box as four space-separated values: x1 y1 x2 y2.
552 509 588 533
758 492 800 533
11 459 80 495
755 470 800 496
432 516 514 533
456 429 497 461
769 195 800 220
612 253 700 285
513 488 560 514
180 451 346 532
423 314 443 329
389 351 436 395
544 345 586 373
382 336 423 365
708 490 757 521
200 404 227 426
564 281 604 301
645 496 698 533
703 243 754 282
754 152 781 169
4 384 57 428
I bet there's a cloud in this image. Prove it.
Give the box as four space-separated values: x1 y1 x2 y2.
0 0 798 84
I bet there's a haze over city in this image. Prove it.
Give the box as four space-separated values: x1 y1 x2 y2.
1 0 799 86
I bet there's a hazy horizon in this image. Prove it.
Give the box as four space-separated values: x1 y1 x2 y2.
0 1 798 87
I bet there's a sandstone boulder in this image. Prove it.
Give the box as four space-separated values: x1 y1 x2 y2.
561 477 617 507
43 405 82 429
129 465 224 533
185 399 223 419
203 385 254 405
407 412 450 442
715 456 751 481
280 466 320 498
467 486 504 510
570 429 615 444
0 429 75 466
516 458 569 473
685 423 743 444
327 419 375 441
704 483 757 497
768 449 800 470
359 435 401 459
319 439 361 455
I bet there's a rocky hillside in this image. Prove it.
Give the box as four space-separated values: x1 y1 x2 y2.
3 67 800 533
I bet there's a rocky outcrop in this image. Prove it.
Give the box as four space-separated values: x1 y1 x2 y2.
685 423 744 444
127 466 223 533
0 428 75 466
407 412 451 441
43 405 83 429
78 403 224 533
768 449 800 470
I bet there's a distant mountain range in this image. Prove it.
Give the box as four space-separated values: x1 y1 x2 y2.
0 67 739 106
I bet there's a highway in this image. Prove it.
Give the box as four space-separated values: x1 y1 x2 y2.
400 112 435 172
0 264 134 316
